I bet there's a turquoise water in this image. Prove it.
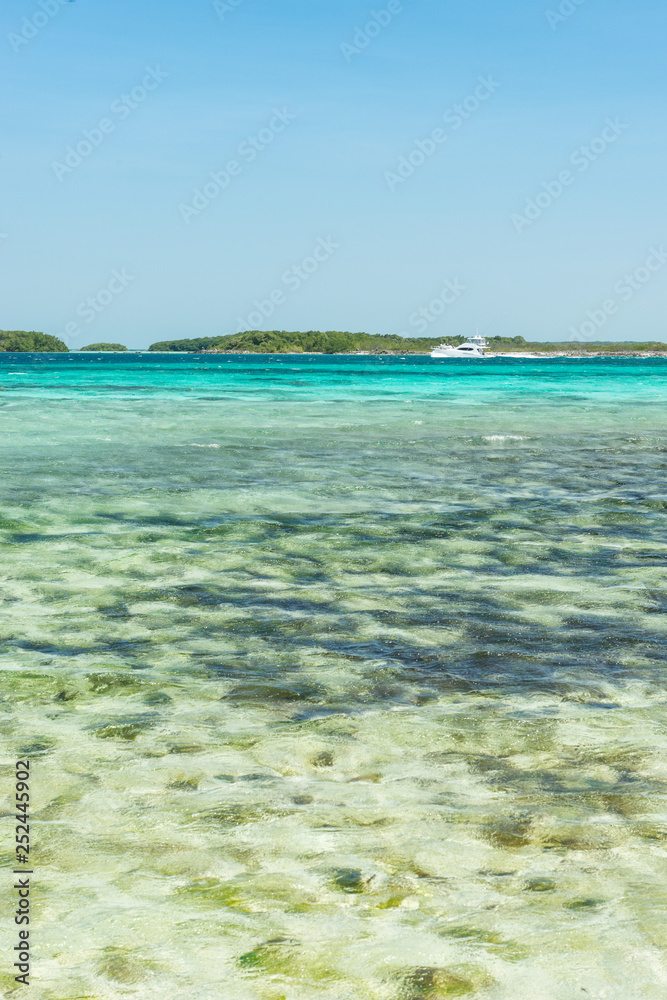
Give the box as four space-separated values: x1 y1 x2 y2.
1 354 666 999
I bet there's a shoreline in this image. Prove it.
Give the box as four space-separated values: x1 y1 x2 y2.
193 349 667 359
3 350 665 358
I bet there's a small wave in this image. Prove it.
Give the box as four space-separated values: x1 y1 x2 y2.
483 435 526 441
189 443 221 448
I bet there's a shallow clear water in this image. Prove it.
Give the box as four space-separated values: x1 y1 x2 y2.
1 353 666 999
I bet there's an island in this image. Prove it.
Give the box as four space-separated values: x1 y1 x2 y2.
1 329 665 356
148 330 667 356
79 343 128 352
0 330 68 352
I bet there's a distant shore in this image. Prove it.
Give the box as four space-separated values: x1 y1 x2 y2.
194 349 667 358
148 332 667 355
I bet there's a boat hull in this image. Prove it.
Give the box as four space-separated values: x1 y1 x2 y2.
430 347 486 358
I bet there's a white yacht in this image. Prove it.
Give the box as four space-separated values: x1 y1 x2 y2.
430 333 488 359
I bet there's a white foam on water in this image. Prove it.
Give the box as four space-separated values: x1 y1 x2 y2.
484 434 526 441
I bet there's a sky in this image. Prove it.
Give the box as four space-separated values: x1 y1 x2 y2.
1 0 666 348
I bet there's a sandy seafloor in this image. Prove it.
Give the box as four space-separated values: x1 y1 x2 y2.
0 352 666 1000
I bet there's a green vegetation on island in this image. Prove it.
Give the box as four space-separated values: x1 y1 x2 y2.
148 330 667 355
0 330 68 352
80 343 128 352
149 331 459 353
2 328 664 356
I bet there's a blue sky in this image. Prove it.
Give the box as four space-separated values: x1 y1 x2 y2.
1 0 665 347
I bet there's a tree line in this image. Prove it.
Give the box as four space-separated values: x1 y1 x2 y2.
148 330 459 353
0 331 68 352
